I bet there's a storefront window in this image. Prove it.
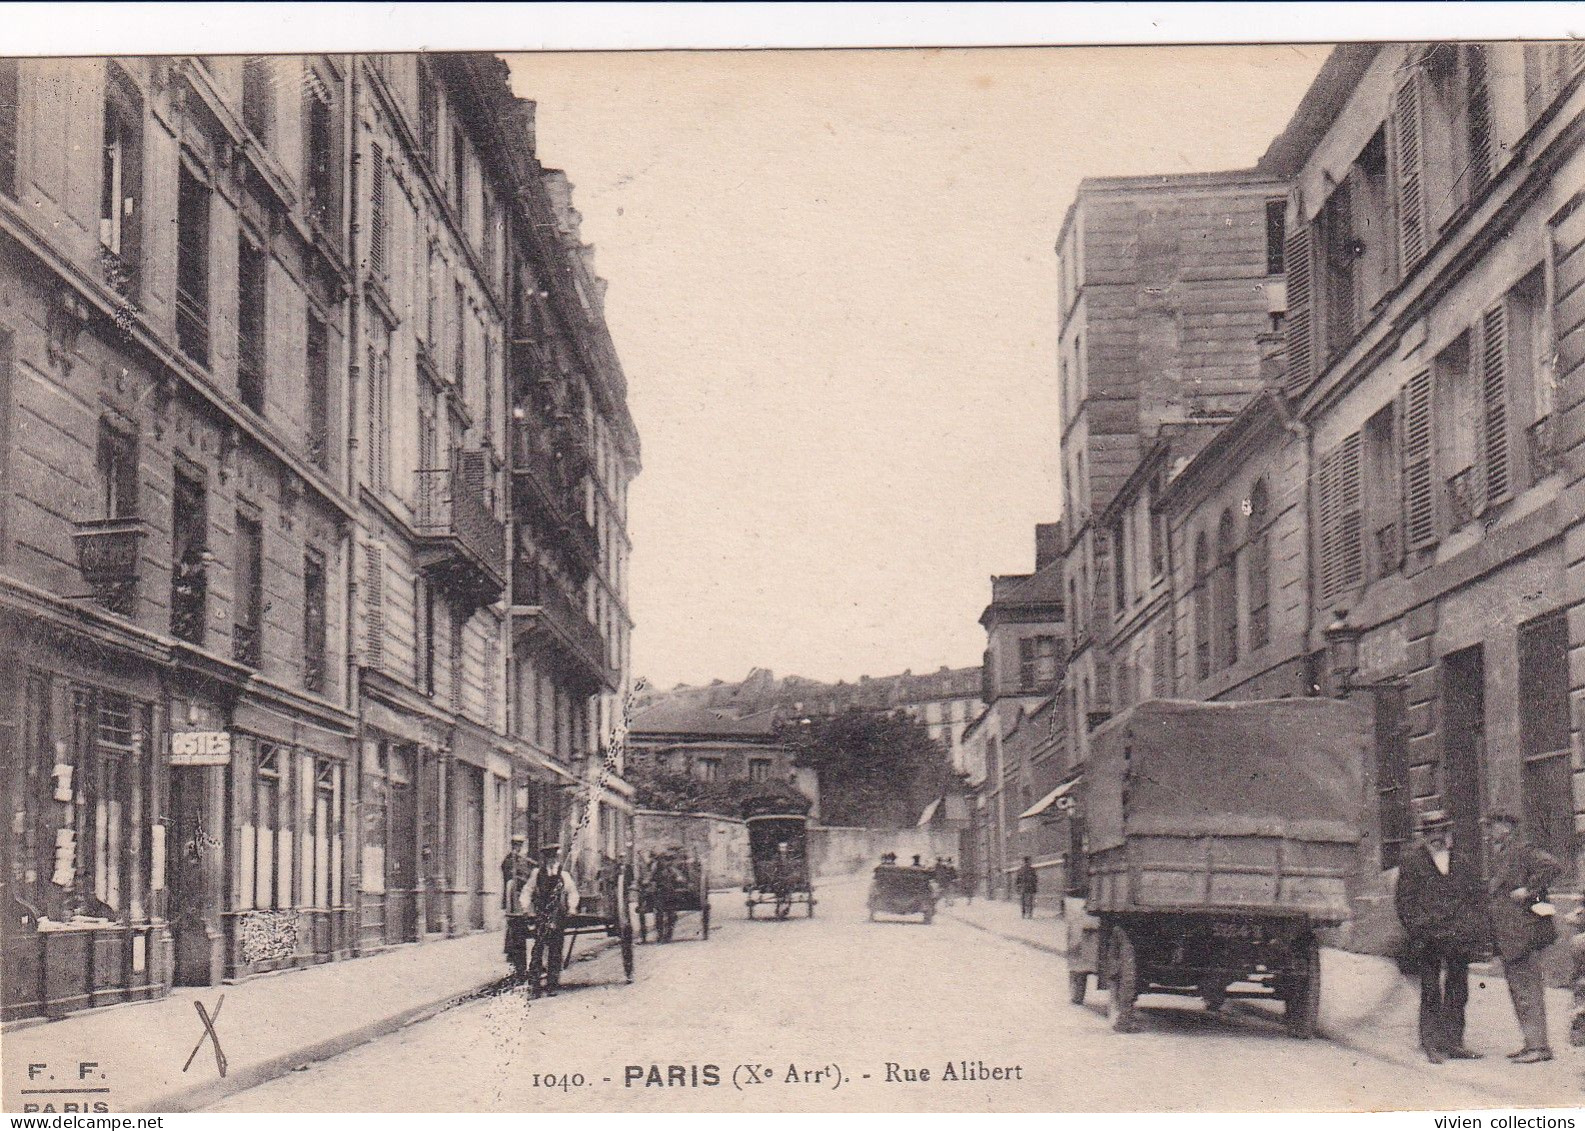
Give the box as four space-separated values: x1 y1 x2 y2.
299 754 343 908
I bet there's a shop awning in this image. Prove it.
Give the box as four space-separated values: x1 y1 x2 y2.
1018 779 1077 821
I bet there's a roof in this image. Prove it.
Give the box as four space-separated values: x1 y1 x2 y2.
627 702 780 739
980 559 1066 628
1255 46 1382 179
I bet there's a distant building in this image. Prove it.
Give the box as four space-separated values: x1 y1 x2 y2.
625 701 816 818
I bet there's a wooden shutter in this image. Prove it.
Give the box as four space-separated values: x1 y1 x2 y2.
369 142 386 276
1394 73 1427 276
1466 46 1494 195
365 543 385 671
1400 369 1437 550
1284 219 1314 397
1319 434 1363 601
1480 302 1511 505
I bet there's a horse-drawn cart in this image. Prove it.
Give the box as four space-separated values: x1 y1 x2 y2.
505 854 637 990
639 850 711 943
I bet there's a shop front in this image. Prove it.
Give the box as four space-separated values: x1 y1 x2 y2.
358 694 447 951
1 609 172 1020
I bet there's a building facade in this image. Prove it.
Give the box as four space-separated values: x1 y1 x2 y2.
0 52 638 1021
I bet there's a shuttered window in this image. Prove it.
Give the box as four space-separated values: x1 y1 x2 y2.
1284 218 1313 397
1319 433 1364 602
1394 72 1427 277
1400 369 1437 551
1480 302 1510 506
369 142 387 278
366 326 391 492
364 544 385 671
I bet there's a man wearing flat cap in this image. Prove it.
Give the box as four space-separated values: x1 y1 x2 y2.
1484 811 1562 1063
526 843 580 997
1396 808 1491 1063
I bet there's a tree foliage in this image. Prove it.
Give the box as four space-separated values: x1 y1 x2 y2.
777 708 957 828
628 764 810 820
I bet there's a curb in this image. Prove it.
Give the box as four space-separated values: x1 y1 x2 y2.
140 933 627 1112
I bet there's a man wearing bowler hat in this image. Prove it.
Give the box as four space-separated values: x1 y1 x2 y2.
1396 808 1491 1063
1484 811 1562 1063
526 843 580 997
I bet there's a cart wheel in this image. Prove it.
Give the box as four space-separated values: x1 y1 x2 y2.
701 898 711 940
1069 971 1088 1005
1108 929 1140 1033
1285 935 1321 1039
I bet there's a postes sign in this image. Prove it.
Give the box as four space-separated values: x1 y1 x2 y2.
170 730 233 766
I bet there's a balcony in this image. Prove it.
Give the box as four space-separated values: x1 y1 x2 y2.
512 563 616 693
72 516 149 615
413 465 507 610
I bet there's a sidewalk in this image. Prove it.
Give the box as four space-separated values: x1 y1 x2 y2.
1 929 553 1113
946 896 1579 1106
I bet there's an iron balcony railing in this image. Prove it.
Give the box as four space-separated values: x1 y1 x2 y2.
513 563 614 689
1446 467 1478 529
414 465 507 600
1375 521 1402 575
1528 415 1559 478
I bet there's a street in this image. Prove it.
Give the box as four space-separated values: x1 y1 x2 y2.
206 878 1553 1113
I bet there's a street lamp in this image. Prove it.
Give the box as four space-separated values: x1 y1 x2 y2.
1322 608 1362 698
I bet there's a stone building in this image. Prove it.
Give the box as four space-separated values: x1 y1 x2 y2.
1054 167 1289 772
0 53 637 1021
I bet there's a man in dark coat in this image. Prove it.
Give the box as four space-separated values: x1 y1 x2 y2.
1395 810 1491 1063
1015 857 1038 919
526 844 579 997
1484 812 1562 1063
500 834 532 912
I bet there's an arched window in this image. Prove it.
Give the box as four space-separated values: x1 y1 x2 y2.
1215 509 1239 670
1247 480 1272 651
1193 531 1212 681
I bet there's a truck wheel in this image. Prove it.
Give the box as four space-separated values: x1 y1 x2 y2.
1108 929 1140 1033
1284 936 1321 1039
1068 971 1088 1005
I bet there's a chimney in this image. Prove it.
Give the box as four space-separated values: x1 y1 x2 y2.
1035 522 1063 571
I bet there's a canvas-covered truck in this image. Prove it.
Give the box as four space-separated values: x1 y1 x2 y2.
1067 697 1370 1038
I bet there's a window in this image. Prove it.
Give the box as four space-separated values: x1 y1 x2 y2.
299 755 343 909
1264 198 1286 275
1319 130 1391 360
1284 202 1315 396
62 688 153 921
449 613 464 713
1507 267 1554 484
1363 404 1400 578
366 322 391 491
1523 42 1585 126
0 58 16 198
1111 518 1127 616
234 511 264 667
305 309 330 470
1421 45 1496 221
303 67 339 231
96 418 138 520
1394 68 1428 275
238 742 289 910
748 758 771 784
1317 433 1364 603
1479 301 1513 507
1518 613 1574 867
242 58 273 143
1464 45 1494 198
171 469 207 643
697 758 721 783
418 57 440 166
237 234 267 413
368 142 387 279
1433 332 1478 528
176 165 211 364
453 282 467 391
100 65 143 293
451 124 466 221
1214 509 1238 670
303 549 327 693
1018 636 1058 692
1193 532 1211 681
1246 480 1271 651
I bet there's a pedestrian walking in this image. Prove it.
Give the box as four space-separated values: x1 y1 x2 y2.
1015 856 1038 919
500 834 532 912
1484 812 1562 1063
1395 809 1490 1063
526 843 580 997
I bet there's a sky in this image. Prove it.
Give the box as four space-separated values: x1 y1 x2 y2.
506 45 1330 691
